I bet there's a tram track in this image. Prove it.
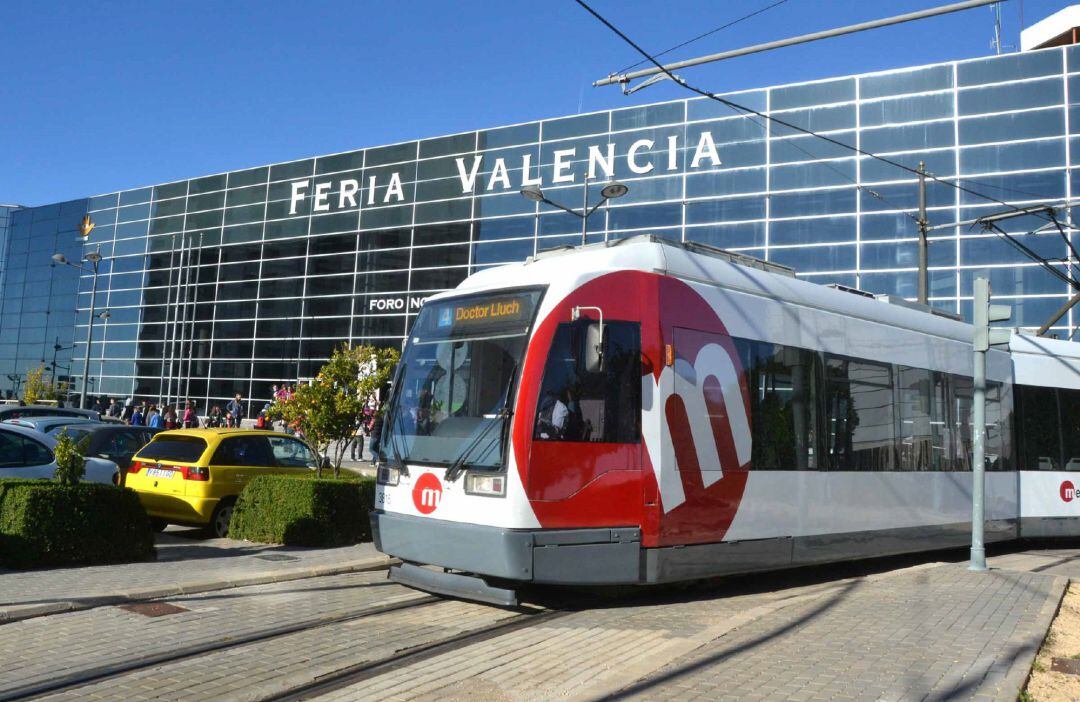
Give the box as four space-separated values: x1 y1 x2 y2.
6 576 569 702
3 592 440 702
264 605 571 702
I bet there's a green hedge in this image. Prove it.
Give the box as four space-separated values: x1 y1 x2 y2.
0 480 156 568
230 475 376 547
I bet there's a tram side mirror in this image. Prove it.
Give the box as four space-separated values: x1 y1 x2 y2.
583 322 604 374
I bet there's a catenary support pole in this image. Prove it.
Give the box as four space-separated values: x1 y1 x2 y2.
970 279 988 572
917 161 929 305
969 276 1011 571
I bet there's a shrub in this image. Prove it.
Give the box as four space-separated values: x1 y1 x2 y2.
230 475 376 547
53 433 86 486
0 480 156 568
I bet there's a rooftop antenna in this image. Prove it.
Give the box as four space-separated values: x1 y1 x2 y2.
991 2 1014 54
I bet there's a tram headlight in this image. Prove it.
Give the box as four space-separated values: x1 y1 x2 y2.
377 465 400 486
465 472 506 497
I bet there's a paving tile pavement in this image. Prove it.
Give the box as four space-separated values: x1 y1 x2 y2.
35 598 521 702
611 565 1064 702
311 563 1065 702
0 533 392 622
0 569 424 699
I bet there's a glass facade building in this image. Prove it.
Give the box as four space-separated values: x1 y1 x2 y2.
3 45 1080 415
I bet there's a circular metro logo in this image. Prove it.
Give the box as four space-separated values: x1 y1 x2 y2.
1061 480 1076 503
412 473 443 514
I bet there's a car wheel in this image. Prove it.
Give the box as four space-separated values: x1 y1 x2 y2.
149 518 168 532
210 500 234 539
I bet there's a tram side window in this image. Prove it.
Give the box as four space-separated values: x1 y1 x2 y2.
952 376 974 472
1017 385 1061 470
534 321 641 443
824 356 896 471
1059 389 1080 470
897 367 949 471
985 383 1013 472
734 340 819 470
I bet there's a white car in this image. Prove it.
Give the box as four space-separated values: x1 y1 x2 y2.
0 423 119 485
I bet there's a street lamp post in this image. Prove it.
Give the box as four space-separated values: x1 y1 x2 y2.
52 249 105 409
521 179 630 245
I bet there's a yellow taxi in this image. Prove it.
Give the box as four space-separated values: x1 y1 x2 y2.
126 428 320 537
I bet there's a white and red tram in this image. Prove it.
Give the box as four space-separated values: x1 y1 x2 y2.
370 235 1080 604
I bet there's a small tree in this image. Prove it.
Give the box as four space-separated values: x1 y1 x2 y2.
22 364 63 406
269 344 399 478
53 433 86 486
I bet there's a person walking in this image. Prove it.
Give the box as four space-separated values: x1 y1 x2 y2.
368 402 386 459
146 404 162 429
130 404 145 426
122 397 134 423
183 401 197 429
226 393 243 428
107 398 121 419
163 404 177 430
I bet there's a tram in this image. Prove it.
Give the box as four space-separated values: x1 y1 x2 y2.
370 234 1080 604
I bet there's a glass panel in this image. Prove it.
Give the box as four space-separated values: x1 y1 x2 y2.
1015 384 1058 466
957 50 1061 87
958 78 1062 116
734 339 818 470
859 93 954 127
897 367 949 471
534 321 640 443
824 356 895 471
860 65 953 100
771 78 855 110
381 289 544 466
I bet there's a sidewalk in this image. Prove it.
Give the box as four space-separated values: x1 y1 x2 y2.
0 529 392 623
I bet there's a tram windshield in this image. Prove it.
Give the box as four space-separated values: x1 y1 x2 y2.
380 288 544 469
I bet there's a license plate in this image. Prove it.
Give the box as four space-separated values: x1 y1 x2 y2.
146 468 175 479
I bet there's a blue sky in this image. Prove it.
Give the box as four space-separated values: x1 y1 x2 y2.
0 0 1068 205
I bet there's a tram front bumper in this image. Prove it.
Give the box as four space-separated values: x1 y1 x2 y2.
370 511 642 584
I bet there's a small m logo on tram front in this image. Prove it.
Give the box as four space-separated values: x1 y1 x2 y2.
412 472 443 514
1061 480 1075 503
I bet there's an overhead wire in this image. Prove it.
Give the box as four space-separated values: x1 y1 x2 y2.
575 0 1080 290
616 0 791 75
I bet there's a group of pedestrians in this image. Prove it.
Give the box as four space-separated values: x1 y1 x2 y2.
89 386 384 462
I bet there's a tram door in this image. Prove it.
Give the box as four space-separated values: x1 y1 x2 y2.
526 320 643 526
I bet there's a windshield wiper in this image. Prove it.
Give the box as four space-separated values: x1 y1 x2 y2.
444 407 512 483
444 361 519 483
385 408 411 477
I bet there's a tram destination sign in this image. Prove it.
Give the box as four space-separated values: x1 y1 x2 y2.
288 129 726 214
423 291 539 337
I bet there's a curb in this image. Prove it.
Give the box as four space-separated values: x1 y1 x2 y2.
0 556 395 624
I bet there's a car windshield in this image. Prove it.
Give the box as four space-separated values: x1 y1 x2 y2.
52 426 93 444
135 436 208 463
381 288 543 468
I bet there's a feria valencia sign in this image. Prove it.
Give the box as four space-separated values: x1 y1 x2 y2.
288 131 725 214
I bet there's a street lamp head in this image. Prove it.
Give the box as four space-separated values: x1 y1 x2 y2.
520 185 545 203
51 253 68 265
600 181 630 200
83 251 102 264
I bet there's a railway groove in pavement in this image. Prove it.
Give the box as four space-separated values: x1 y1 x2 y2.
3 593 440 701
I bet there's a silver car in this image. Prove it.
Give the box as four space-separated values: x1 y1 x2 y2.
0 423 119 485
3 416 103 436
